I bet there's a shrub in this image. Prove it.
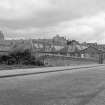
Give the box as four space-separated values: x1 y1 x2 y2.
0 49 44 66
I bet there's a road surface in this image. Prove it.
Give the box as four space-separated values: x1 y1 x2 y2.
0 65 105 105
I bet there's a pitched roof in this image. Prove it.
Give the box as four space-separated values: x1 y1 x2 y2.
80 45 104 53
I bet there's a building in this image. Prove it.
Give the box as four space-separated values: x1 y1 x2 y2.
0 31 4 40
80 46 103 59
81 42 97 47
60 40 87 57
52 35 67 45
0 40 13 55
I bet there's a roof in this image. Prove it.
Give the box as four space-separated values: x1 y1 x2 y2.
0 40 13 46
0 46 10 52
80 45 104 53
58 44 87 53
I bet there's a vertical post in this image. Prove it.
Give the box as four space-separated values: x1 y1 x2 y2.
99 53 103 64
52 39 54 56
43 55 45 65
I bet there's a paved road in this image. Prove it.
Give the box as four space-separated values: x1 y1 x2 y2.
0 65 105 105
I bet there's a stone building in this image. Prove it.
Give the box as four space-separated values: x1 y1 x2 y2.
80 46 103 59
52 35 67 45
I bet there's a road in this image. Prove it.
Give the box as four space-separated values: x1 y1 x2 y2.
0 65 105 105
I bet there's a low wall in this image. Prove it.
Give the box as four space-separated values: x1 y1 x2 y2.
43 55 99 66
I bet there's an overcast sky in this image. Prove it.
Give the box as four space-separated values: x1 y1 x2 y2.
0 0 105 43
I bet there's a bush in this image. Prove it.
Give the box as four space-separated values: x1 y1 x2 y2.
0 49 44 66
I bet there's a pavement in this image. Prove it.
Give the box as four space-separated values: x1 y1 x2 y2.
0 64 104 78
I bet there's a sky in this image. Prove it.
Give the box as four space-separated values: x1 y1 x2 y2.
0 0 105 43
